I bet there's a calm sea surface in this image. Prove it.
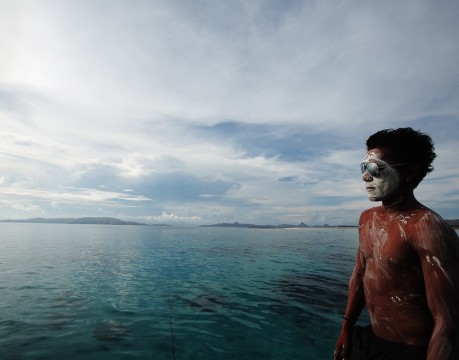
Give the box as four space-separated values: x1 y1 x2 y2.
1 223 364 359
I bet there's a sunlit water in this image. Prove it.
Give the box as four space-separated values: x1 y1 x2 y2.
1 223 365 359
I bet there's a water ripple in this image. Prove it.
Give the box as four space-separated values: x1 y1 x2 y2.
0 224 362 359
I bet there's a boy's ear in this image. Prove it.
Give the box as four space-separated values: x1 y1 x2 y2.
405 163 420 184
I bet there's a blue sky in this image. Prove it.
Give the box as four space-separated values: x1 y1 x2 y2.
1 0 458 225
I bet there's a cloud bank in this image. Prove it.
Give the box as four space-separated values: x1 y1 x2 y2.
1 0 458 224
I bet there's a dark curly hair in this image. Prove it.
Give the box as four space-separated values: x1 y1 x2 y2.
366 127 436 189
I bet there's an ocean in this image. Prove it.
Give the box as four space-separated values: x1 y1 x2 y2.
1 223 365 359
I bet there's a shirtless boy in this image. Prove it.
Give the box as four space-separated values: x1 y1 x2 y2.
334 128 459 360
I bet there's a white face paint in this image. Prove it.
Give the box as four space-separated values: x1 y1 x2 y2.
362 150 400 202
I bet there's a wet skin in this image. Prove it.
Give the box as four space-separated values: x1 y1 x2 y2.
334 148 459 360
360 206 448 344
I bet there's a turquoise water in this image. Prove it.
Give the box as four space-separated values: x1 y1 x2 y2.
0 223 361 359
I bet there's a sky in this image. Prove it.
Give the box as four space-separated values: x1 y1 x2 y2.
1 0 459 226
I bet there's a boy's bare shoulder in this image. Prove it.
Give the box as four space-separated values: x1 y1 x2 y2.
406 206 450 228
406 207 459 254
359 206 380 221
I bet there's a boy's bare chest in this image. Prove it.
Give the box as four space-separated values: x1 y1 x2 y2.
360 218 416 266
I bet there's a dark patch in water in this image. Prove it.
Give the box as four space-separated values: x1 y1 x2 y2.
15 285 42 290
271 272 349 316
19 335 49 347
47 315 73 331
93 320 130 343
183 293 228 313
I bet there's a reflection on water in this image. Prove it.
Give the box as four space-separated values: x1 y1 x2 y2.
0 224 362 359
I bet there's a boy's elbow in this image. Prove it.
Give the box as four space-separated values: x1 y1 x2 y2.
431 314 457 340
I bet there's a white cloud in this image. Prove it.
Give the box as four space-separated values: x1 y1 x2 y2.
0 186 150 206
3 0 457 128
2 200 45 214
0 0 458 224
140 211 202 224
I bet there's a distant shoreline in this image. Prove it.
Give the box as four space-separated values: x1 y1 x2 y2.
0 217 169 227
202 220 459 230
200 222 357 229
1 217 457 229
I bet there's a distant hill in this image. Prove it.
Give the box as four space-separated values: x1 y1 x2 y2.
446 219 459 228
200 222 353 229
0 217 148 226
201 222 307 229
202 220 459 229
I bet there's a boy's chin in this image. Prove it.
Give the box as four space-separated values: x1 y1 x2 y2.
367 195 381 202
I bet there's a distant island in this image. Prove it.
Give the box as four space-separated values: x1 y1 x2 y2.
203 220 459 229
0 217 160 226
1 218 457 228
201 222 356 229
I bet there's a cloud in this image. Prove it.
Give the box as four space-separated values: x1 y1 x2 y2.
0 200 45 214
149 211 202 223
0 0 458 224
3 0 457 128
0 186 150 216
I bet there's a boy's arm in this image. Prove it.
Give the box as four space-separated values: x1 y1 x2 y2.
334 245 366 360
415 218 459 360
